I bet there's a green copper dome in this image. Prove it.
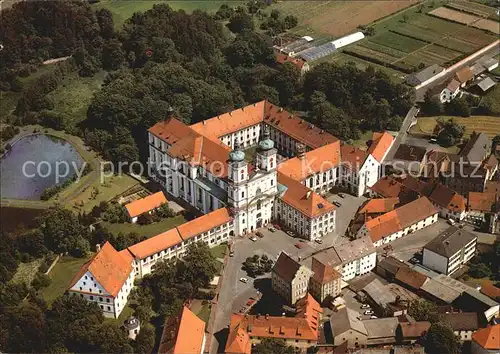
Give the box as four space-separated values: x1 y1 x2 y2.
230 138 245 162
229 150 245 162
258 125 274 151
258 138 274 151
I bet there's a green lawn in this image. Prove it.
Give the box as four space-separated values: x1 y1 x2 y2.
68 174 140 213
40 255 92 305
94 1 242 29
101 215 187 238
197 303 211 323
209 243 228 259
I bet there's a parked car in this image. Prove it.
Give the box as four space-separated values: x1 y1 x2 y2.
315 238 323 244
364 310 374 315
361 304 371 309
295 243 304 249
256 231 264 238
250 236 258 242
338 193 345 198
273 224 281 230
447 218 456 225
229 251 235 257
333 201 341 207
370 315 378 319
287 230 295 237
268 226 276 232
239 277 248 283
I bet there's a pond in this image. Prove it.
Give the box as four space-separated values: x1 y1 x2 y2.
0 134 84 200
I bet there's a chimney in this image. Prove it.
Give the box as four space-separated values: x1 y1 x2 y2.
279 107 283 112
229 112 232 116
96 243 101 252
203 120 206 125
306 191 312 199
265 314 269 320
241 107 245 111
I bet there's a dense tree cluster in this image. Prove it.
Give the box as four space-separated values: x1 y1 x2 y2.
2 1 413 166
436 118 465 147
0 1 113 90
424 323 460 354
303 64 413 140
0 294 137 353
131 242 218 319
467 239 500 281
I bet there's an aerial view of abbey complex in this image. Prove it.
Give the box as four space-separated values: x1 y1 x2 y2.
0 0 499 353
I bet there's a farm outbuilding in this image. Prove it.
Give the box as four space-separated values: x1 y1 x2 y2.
331 31 365 49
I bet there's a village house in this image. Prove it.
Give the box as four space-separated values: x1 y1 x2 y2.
309 257 342 303
314 237 377 281
422 226 477 276
275 52 310 76
439 312 482 342
471 325 500 354
124 191 168 223
272 252 314 305
440 79 461 103
225 294 322 353
158 306 206 354
356 197 439 247
68 242 135 319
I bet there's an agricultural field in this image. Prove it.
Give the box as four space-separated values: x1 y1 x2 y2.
266 0 419 38
411 116 500 138
429 7 499 34
446 1 498 17
337 0 498 74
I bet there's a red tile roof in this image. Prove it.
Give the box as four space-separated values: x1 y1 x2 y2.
177 208 232 241
341 145 368 172
173 306 206 354
468 192 497 212
127 228 182 260
225 293 322 353
311 258 341 285
370 176 405 198
149 118 231 177
480 281 500 299
455 66 473 84
358 198 400 215
364 197 438 242
277 141 341 181
68 242 133 297
472 325 500 350
125 192 167 218
278 172 335 218
191 102 266 139
263 102 338 149
399 321 431 338
367 132 394 162
276 52 306 69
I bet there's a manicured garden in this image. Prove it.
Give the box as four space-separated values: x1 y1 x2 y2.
101 214 187 238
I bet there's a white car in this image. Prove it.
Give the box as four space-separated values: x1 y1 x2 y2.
250 236 258 242
361 304 371 309
315 238 323 244
370 315 378 319
364 310 374 315
239 277 248 283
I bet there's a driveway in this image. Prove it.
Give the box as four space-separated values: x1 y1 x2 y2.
326 193 367 246
210 228 324 353
383 218 451 261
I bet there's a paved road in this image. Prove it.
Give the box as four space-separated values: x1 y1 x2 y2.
385 105 420 162
383 218 450 261
209 192 366 353
415 42 500 102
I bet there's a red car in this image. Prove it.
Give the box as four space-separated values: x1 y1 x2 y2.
274 224 281 230
295 243 304 249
